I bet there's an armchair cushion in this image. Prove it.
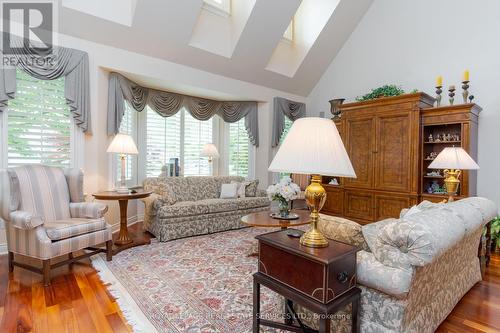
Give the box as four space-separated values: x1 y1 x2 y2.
45 217 107 241
64 168 85 202
357 251 414 299
69 202 108 219
9 210 44 229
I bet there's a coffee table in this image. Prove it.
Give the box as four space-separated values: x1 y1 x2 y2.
241 209 310 230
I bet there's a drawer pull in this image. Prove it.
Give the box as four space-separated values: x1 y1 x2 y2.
337 271 349 284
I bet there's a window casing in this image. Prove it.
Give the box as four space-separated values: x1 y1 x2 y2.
203 0 231 16
1 70 77 169
283 18 294 42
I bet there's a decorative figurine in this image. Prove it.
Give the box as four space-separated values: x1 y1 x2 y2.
329 98 345 120
428 134 433 142
329 178 339 185
468 95 474 103
448 85 456 105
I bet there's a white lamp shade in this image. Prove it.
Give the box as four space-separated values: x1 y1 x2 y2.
428 147 479 170
201 143 220 158
269 117 356 177
106 133 139 155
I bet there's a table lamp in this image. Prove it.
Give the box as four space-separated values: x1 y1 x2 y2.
269 117 356 248
201 143 220 162
428 146 479 202
107 133 139 193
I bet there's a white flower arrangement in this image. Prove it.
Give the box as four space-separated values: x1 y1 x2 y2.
266 177 301 203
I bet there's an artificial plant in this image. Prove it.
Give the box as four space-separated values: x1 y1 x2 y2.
491 216 500 251
356 85 412 102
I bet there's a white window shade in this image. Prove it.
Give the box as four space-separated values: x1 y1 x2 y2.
7 70 71 168
183 112 213 176
228 118 250 177
146 107 181 177
116 103 136 181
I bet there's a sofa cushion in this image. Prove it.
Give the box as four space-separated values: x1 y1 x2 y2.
447 197 497 233
362 218 398 253
190 177 220 201
45 217 107 241
157 201 209 218
318 214 369 251
198 198 239 213
245 179 259 197
399 200 443 219
237 197 270 210
357 251 414 299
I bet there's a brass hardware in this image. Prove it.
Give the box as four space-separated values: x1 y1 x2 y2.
300 174 329 248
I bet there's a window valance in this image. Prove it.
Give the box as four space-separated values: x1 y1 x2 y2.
271 97 306 147
0 33 91 133
107 72 259 146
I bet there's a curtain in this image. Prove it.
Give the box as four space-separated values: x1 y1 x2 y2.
108 72 259 146
0 33 91 133
271 97 306 147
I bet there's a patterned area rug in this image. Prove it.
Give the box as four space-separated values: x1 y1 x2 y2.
92 227 293 332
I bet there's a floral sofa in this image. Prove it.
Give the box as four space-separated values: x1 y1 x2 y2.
142 176 270 241
291 197 497 333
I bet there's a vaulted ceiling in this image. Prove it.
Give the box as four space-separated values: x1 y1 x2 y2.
59 0 373 96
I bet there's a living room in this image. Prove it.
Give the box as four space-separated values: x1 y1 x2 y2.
0 0 499 332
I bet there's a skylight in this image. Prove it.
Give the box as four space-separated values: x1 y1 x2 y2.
203 0 231 17
283 19 294 42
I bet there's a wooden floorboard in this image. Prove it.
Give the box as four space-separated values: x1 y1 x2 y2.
0 223 498 332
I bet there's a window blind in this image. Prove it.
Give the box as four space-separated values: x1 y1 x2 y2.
7 70 71 168
228 118 250 177
116 103 135 181
183 112 212 176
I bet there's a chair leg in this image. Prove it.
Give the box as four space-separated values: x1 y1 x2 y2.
68 252 74 260
106 240 113 262
8 251 14 273
42 259 51 286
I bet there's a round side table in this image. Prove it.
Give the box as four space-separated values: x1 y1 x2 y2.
93 190 152 252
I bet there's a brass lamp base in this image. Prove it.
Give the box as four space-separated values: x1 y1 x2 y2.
300 174 329 248
444 169 461 202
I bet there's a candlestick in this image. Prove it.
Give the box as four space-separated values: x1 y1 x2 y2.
448 86 456 105
462 70 469 82
436 75 443 87
435 86 443 107
468 95 474 103
462 81 470 103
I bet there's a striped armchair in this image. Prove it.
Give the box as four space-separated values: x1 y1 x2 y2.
0 165 112 286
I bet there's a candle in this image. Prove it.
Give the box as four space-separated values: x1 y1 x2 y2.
436 76 443 87
449 85 455 90
463 70 469 82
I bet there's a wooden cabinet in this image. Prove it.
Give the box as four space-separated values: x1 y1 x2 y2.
322 94 480 223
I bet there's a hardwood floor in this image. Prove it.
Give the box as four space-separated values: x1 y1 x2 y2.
0 224 498 333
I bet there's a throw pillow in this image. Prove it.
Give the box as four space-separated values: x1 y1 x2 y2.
220 183 238 199
362 218 399 253
230 180 250 198
245 179 259 197
399 200 443 218
318 214 369 251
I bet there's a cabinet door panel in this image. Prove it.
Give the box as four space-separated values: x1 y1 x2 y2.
344 190 374 221
322 187 343 215
344 117 375 188
375 194 411 220
375 113 412 192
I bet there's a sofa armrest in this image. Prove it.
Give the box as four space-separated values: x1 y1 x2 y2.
357 251 414 299
140 193 161 228
256 189 267 197
9 210 44 229
318 214 369 251
69 202 108 219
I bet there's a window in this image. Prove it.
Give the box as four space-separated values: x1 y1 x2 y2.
283 18 294 42
6 70 71 168
144 107 214 177
280 116 294 145
228 118 250 177
203 0 231 16
145 107 181 177
116 103 137 182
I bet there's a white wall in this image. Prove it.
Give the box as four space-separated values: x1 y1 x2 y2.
0 32 305 252
307 0 500 210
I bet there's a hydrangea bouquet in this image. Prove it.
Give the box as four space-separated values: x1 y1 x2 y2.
266 177 301 217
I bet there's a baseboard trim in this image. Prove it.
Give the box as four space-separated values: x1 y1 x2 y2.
111 214 144 233
0 243 7 255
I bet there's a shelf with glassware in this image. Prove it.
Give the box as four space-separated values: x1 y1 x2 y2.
420 104 481 203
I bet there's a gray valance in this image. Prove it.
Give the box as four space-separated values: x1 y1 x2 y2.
0 33 91 133
108 72 259 146
271 97 306 147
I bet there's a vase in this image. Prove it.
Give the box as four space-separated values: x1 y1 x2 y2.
278 200 290 217
329 98 345 120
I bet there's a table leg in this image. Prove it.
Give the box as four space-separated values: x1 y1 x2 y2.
352 297 360 333
253 278 260 333
284 299 294 325
319 317 331 333
115 199 132 245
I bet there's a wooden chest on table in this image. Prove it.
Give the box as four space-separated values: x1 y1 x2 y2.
256 229 358 304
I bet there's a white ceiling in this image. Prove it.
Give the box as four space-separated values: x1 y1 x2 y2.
59 0 373 96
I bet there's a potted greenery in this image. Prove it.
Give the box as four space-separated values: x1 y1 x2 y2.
356 85 417 102
491 216 500 252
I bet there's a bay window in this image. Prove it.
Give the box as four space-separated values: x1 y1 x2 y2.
227 118 252 178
